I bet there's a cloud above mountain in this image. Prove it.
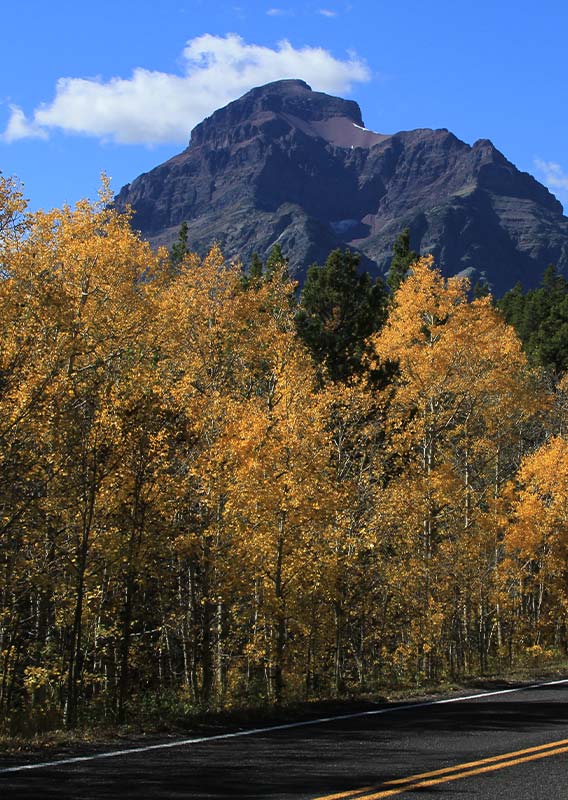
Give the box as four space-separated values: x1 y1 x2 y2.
534 158 568 207
535 158 568 192
2 34 370 146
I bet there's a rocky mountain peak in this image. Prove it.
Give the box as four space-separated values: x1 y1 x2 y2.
116 81 568 296
188 79 385 150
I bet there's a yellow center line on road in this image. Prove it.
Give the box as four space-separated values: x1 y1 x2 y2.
312 737 568 800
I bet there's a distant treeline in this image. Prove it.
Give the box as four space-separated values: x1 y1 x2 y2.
498 266 568 374
1 177 567 736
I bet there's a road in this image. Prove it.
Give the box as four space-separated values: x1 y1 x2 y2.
1 679 567 799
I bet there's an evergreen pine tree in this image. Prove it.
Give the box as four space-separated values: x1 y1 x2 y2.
296 248 388 381
241 252 264 291
387 228 418 294
498 266 568 374
169 221 189 271
265 243 289 282
498 281 525 332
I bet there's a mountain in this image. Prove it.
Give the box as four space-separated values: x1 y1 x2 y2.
115 79 568 295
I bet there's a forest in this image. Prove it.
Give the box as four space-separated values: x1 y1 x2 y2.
1 175 567 735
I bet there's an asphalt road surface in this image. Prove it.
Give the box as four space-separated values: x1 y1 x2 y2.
1 678 568 799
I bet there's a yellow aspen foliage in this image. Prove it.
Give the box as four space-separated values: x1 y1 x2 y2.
505 436 568 647
368 257 538 679
0 175 565 730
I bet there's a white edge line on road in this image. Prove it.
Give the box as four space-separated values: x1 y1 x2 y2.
2 676 568 775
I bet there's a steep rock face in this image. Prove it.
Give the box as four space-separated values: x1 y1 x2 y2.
116 79 568 295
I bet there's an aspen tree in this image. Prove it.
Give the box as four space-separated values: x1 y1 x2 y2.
506 436 568 654
369 257 534 677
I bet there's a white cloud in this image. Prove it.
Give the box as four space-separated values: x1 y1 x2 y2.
318 9 337 16
2 104 48 143
534 158 568 196
266 7 288 14
2 34 369 146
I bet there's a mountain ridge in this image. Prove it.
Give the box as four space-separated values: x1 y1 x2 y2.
116 79 568 295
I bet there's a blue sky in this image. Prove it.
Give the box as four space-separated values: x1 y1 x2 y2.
1 0 567 212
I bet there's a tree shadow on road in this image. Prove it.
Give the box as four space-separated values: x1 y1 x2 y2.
2 687 567 799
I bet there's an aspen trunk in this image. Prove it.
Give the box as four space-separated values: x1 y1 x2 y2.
117 575 133 724
200 537 214 707
273 523 285 705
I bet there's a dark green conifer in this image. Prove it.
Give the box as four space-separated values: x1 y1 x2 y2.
169 221 189 271
296 248 388 381
387 228 418 294
387 228 419 294
498 266 568 374
265 243 289 282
